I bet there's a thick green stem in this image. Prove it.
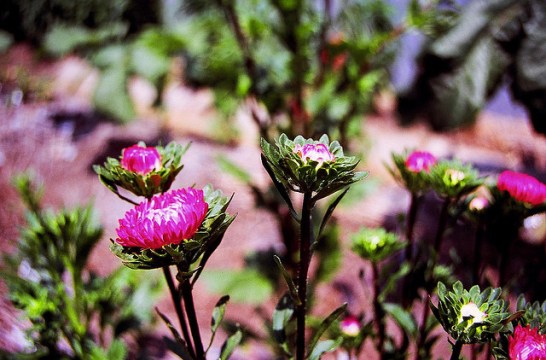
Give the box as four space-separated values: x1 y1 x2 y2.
162 266 195 359
372 262 386 359
296 192 314 360
181 280 205 360
450 339 463 360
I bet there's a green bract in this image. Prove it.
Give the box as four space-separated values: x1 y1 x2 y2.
93 141 188 199
431 281 512 345
351 228 406 263
260 134 366 201
516 295 546 334
110 185 235 271
387 151 433 194
429 160 483 199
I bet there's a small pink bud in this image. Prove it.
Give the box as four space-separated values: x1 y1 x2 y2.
340 315 361 337
497 170 546 206
509 324 546 360
405 151 436 173
469 196 489 212
121 144 162 175
294 143 335 165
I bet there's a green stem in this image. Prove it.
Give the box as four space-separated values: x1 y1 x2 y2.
181 279 205 360
163 266 195 359
296 192 314 360
450 339 463 360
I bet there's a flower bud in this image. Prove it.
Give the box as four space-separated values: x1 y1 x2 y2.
121 144 161 175
340 315 361 337
405 151 436 173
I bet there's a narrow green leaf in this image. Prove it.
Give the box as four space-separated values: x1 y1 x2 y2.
272 293 295 357
261 154 299 221
217 155 252 184
274 255 301 306
383 303 418 337
219 329 242 360
307 303 347 357
212 295 230 333
316 187 349 242
155 307 193 359
308 338 343 360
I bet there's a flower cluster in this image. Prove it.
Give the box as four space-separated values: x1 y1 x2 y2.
509 325 546 360
94 141 188 199
388 150 437 194
115 188 208 249
261 134 366 200
497 170 546 206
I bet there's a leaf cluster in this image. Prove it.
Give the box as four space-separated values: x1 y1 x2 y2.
431 281 513 345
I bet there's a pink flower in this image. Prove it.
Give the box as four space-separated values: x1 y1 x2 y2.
469 196 489 212
116 188 208 249
121 144 162 175
340 315 361 337
294 143 335 165
497 171 546 206
509 325 546 360
405 151 436 173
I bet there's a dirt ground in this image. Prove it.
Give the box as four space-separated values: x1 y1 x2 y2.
1 45 546 359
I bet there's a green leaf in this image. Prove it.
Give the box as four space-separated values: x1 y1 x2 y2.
260 153 299 221
155 307 193 359
212 295 230 332
219 329 242 360
130 45 170 84
274 255 301 306
201 269 273 305
217 155 252 184
316 187 349 241
307 338 343 360
93 66 135 123
307 303 347 357
272 293 295 356
0 30 13 53
383 303 418 337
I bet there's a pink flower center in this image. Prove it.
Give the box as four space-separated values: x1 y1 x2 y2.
497 170 546 206
121 144 162 175
405 151 436 173
115 188 208 249
294 143 335 165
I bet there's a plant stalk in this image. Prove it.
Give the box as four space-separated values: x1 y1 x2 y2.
372 262 386 359
405 193 420 261
181 279 205 360
450 339 463 360
296 192 314 360
163 266 195 359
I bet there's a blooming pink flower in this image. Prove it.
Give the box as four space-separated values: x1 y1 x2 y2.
121 144 162 175
294 143 335 165
509 325 546 360
497 170 546 206
405 151 436 173
116 188 208 249
340 315 361 337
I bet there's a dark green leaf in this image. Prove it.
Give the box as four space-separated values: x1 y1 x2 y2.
307 303 347 357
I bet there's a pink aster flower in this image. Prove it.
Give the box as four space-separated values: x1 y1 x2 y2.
405 151 436 173
509 325 546 360
294 143 335 165
340 315 361 337
121 144 162 175
116 188 208 249
497 170 546 206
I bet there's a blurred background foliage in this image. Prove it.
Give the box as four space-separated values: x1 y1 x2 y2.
1 0 545 136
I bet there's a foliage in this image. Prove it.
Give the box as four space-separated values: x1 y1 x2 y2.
399 0 546 135
1 175 163 359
